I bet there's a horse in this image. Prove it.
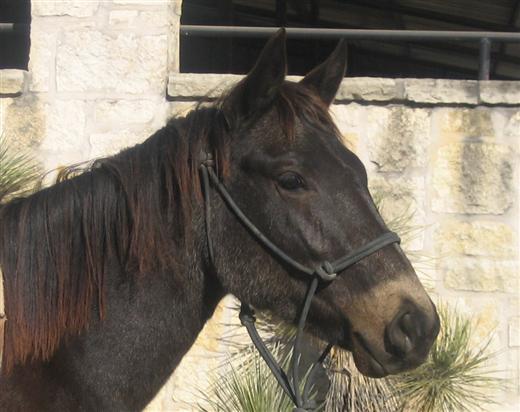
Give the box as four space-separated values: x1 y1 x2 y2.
0 30 439 411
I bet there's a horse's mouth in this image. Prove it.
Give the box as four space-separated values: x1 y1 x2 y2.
351 332 389 378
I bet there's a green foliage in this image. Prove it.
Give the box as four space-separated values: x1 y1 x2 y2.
199 345 318 412
0 135 40 203
325 348 399 412
391 305 499 412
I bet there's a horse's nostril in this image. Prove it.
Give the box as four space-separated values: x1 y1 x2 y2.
400 312 422 339
385 311 420 358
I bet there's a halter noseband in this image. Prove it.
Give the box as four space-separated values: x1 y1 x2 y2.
199 153 400 411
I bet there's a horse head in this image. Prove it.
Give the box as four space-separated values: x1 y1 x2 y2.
209 30 440 379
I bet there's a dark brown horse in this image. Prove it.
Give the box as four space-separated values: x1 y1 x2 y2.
0 31 439 411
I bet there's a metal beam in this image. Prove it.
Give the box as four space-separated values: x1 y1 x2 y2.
0 23 15 32
180 25 520 42
0 23 29 33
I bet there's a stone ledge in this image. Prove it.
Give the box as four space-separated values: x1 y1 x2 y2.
403 78 478 104
32 0 99 17
0 70 26 96
168 73 400 102
168 73 520 106
479 81 520 105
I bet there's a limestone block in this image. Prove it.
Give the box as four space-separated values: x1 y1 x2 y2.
510 317 520 347
336 78 399 102
368 175 425 251
504 110 520 138
439 108 494 140
108 10 138 27
0 70 25 95
113 0 168 4
169 101 197 118
109 10 167 29
32 0 99 17
172 0 183 16
443 257 517 292
139 11 168 27
449 296 501 348
367 106 431 172
168 73 240 99
29 31 57 92
431 142 514 214
94 100 156 127
89 128 154 159
0 99 9 137
331 103 366 150
404 79 479 104
167 10 181 73
57 31 167 94
479 81 520 105
40 100 88 153
2 96 46 150
434 221 516 258
169 73 309 99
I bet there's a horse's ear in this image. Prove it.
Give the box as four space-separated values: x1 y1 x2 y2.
224 29 287 122
300 40 347 106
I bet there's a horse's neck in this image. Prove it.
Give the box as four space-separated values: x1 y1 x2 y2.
46 252 224 410
0 178 227 409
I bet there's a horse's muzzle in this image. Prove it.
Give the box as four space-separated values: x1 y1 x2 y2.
352 300 440 378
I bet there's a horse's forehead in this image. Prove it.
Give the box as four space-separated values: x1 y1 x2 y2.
247 108 329 152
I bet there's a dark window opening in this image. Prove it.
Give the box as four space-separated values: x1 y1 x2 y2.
0 0 31 70
181 0 520 80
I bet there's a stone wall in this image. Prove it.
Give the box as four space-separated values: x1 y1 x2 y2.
0 1 519 410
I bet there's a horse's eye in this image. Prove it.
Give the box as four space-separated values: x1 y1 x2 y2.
277 172 306 191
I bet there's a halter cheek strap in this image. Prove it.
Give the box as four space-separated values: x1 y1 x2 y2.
199 154 400 411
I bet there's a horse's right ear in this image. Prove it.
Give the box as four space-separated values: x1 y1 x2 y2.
300 39 347 106
223 29 287 124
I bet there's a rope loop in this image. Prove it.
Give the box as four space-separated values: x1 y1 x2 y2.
314 260 337 282
239 303 256 325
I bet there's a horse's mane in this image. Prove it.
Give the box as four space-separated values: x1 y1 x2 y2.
0 81 337 372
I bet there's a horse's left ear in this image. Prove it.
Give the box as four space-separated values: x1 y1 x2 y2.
224 29 287 123
300 39 347 106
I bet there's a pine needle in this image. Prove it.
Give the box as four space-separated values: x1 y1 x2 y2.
390 304 500 412
0 134 40 203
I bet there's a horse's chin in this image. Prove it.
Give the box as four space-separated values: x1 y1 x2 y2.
329 334 388 378
350 333 389 378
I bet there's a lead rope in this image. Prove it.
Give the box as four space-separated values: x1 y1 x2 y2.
0 266 5 371
239 277 333 411
199 153 400 411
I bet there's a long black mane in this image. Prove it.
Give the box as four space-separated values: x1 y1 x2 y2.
0 82 336 373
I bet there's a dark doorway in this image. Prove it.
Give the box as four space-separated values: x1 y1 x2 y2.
181 0 520 80
0 0 31 70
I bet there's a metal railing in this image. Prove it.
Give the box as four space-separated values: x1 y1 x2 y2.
180 25 520 80
0 23 23 33
3 23 520 80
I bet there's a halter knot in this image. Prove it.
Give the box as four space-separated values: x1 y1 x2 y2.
200 151 215 168
315 261 337 282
